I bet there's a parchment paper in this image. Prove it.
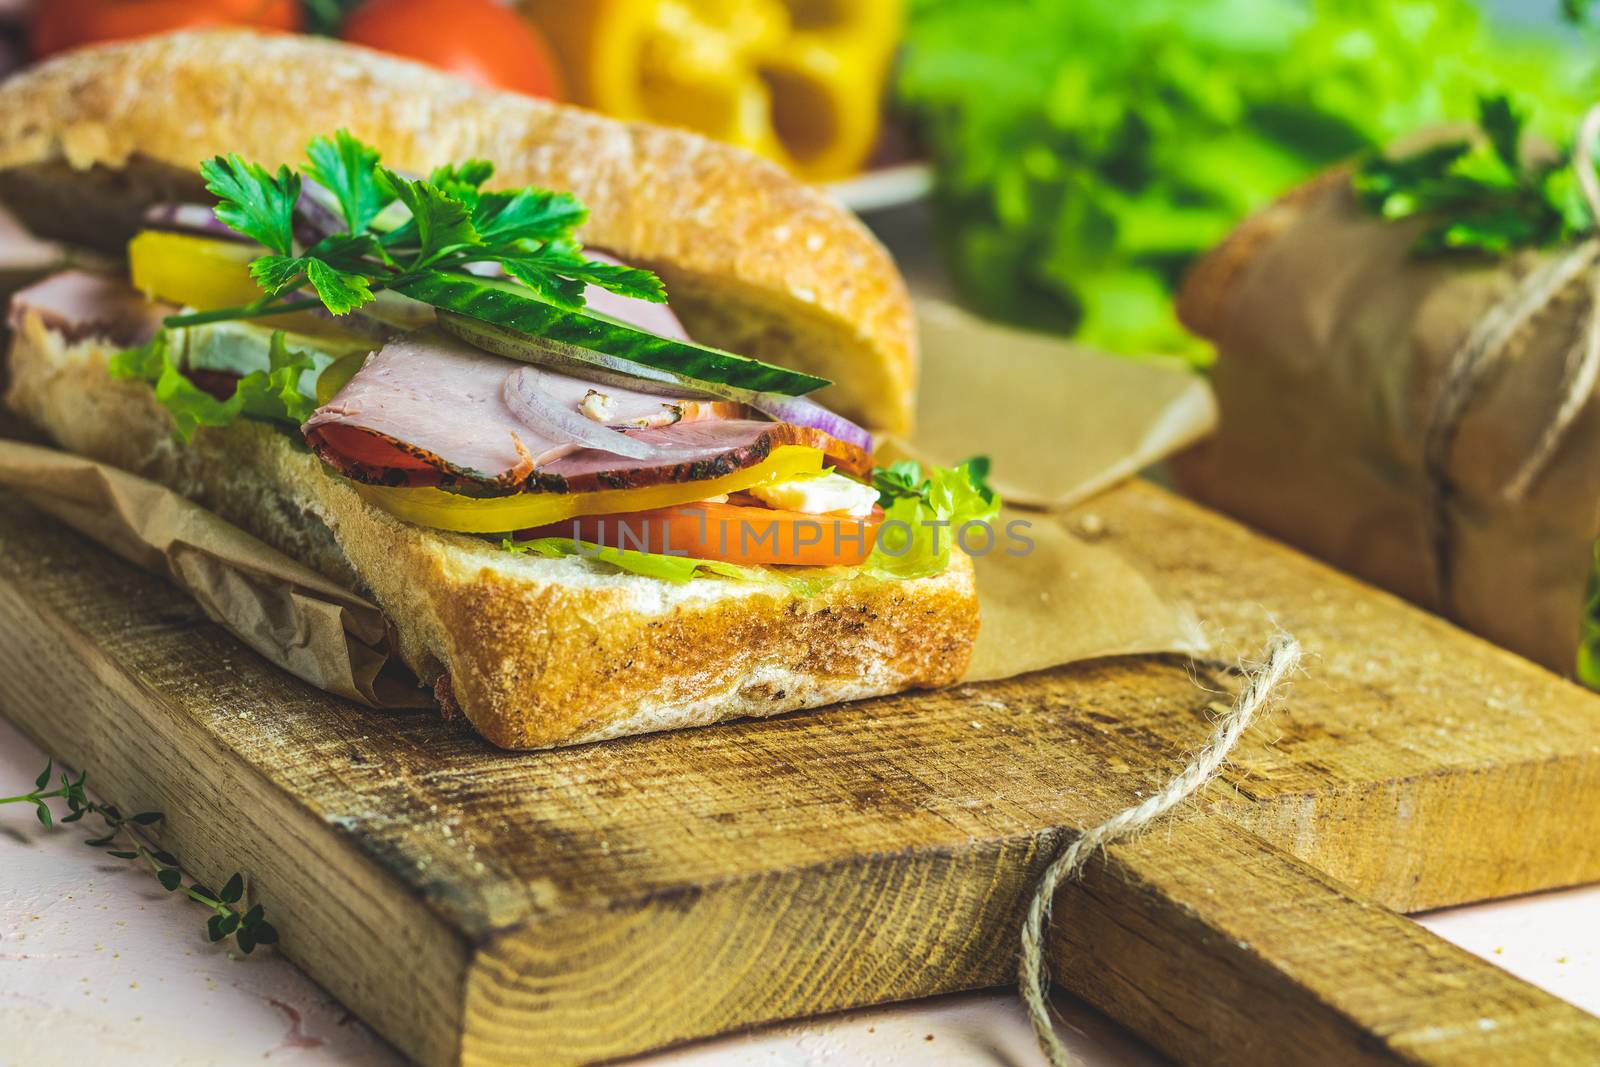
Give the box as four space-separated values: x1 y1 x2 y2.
0 441 430 707
0 300 1215 705
896 301 1217 510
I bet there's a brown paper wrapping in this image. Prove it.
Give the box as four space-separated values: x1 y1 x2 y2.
1178 175 1600 676
0 441 431 707
0 299 1214 709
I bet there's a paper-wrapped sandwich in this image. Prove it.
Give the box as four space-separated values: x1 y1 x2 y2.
1177 97 1600 685
0 31 996 748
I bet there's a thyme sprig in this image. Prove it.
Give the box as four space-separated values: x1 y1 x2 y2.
4 759 278 954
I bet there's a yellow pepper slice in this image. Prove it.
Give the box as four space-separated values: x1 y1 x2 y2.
129 231 263 310
316 351 369 406
128 230 347 338
353 444 824 533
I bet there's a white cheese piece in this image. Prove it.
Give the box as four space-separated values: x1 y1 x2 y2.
749 472 878 517
578 389 616 423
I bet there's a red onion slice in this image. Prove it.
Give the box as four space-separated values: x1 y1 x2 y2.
502 366 657 460
744 393 872 454
143 203 253 241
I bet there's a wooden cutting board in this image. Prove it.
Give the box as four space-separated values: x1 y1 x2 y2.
2 480 1599 1067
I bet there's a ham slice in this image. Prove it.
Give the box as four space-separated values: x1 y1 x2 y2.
10 270 174 346
303 327 744 489
581 251 689 340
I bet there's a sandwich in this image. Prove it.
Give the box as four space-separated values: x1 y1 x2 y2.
0 31 994 749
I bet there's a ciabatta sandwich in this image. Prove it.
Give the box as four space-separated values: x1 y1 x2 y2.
0 31 992 749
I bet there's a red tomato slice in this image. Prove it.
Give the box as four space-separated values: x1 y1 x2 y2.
525 501 883 567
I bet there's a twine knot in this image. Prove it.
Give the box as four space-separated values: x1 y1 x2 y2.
1018 634 1302 1066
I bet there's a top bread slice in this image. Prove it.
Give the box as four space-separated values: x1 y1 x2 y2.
0 29 916 435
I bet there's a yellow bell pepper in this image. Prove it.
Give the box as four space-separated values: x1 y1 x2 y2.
129 230 263 311
316 351 369 406
354 444 824 533
128 230 376 340
522 0 902 181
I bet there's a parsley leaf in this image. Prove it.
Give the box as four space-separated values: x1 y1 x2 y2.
499 257 586 309
474 189 588 245
873 460 926 507
305 129 392 234
306 259 373 315
430 159 495 198
382 169 479 266
169 131 683 348
1354 93 1588 257
1480 94 1523 172
497 240 667 308
250 255 307 296
199 154 299 257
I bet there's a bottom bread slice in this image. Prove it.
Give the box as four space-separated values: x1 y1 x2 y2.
5 315 980 748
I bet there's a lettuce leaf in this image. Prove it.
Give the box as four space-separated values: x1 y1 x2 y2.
501 536 841 596
863 457 1001 580
109 329 319 444
898 0 1596 362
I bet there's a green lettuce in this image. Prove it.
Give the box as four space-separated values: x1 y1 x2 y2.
865 457 1000 580
898 0 1596 362
501 537 841 596
109 329 318 444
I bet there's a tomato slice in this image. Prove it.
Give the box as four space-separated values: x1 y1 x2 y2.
525 500 882 567
352 445 825 533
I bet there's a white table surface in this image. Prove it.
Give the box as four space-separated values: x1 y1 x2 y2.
2 715 1597 1067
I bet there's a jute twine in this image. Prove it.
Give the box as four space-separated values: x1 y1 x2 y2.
1018 634 1303 1066
1421 104 1600 607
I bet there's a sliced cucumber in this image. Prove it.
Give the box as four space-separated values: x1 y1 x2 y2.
395 269 829 397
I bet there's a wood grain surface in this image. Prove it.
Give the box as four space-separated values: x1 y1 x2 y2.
2 480 1598 1066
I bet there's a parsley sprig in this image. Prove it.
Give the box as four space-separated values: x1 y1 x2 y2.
6 759 278 954
171 129 665 330
1354 94 1594 257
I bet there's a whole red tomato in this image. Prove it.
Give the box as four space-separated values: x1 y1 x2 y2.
32 0 302 58
341 0 561 99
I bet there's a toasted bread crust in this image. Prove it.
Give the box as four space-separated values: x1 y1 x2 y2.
0 30 916 434
5 321 978 748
